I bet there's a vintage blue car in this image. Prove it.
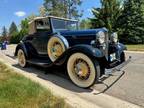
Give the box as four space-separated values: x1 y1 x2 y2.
15 16 129 88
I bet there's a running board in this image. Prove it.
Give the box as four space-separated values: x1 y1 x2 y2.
105 56 132 75
27 59 53 68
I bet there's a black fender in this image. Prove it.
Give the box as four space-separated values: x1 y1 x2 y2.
116 43 127 54
67 44 105 58
14 42 29 59
54 44 105 65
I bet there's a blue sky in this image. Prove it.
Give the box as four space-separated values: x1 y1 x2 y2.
0 0 100 32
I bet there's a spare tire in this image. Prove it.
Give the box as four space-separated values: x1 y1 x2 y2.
47 35 69 62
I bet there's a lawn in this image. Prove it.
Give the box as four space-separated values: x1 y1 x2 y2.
0 61 68 108
126 44 144 51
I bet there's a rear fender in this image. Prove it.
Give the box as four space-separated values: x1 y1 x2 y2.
15 42 28 59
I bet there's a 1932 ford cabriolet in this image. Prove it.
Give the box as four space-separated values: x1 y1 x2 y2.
15 16 129 88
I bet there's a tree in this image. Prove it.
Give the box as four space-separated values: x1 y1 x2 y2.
19 18 29 40
117 0 144 44
43 0 82 19
1 26 8 41
39 6 47 17
80 19 91 29
9 32 20 44
2 26 8 37
27 13 37 22
66 0 83 19
10 19 29 44
90 0 123 33
9 22 18 37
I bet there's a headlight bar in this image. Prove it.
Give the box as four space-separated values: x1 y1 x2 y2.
111 32 118 43
96 31 105 44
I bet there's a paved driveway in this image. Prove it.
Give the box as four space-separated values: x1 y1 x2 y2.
94 52 144 107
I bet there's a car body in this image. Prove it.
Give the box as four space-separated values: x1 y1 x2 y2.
15 16 129 88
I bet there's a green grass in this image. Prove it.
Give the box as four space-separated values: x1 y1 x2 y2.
0 62 68 108
126 44 144 51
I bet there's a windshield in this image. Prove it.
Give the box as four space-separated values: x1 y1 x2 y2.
51 18 78 31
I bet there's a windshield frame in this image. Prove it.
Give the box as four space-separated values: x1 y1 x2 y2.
50 17 79 32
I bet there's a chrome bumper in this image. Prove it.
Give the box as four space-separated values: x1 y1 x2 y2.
105 56 132 75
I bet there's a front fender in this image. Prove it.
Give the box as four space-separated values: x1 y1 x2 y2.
117 43 127 54
67 44 105 58
54 44 105 66
14 42 28 58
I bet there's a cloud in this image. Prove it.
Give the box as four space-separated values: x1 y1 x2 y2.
14 11 26 17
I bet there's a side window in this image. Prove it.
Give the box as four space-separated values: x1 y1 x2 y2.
36 20 50 32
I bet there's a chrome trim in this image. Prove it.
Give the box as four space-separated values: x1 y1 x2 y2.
105 56 132 75
105 32 109 60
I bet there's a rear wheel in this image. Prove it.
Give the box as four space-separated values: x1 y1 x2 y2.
67 53 100 88
17 49 27 68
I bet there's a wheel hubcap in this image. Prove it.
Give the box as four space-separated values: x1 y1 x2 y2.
73 59 90 80
51 42 63 58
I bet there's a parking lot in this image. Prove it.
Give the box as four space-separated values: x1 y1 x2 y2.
0 45 144 108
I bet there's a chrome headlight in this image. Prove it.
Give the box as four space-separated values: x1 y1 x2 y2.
111 32 118 43
96 31 105 44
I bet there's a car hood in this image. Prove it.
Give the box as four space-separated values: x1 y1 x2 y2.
58 28 107 37
57 28 108 46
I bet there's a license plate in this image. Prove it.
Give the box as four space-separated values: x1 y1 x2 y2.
110 53 116 61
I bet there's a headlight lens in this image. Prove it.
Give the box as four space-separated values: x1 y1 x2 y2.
111 32 118 43
96 31 105 44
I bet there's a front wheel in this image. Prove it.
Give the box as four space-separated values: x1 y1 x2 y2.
67 53 100 88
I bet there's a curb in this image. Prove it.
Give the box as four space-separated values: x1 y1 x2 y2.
125 51 144 54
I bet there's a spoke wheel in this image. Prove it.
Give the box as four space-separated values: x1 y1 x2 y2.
73 58 91 80
48 37 66 62
18 49 27 68
67 53 100 88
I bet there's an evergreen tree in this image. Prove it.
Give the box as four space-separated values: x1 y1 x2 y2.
1 26 8 41
10 19 29 44
2 26 8 37
9 22 18 37
90 0 122 33
117 0 144 44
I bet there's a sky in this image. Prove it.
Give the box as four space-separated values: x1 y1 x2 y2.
0 0 101 32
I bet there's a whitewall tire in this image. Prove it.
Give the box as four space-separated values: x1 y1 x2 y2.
18 49 27 68
48 36 68 62
67 53 100 88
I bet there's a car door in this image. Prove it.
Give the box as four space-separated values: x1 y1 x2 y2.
31 19 52 55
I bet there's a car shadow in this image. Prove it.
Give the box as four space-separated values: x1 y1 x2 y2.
6 54 17 59
12 64 93 93
12 62 125 95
